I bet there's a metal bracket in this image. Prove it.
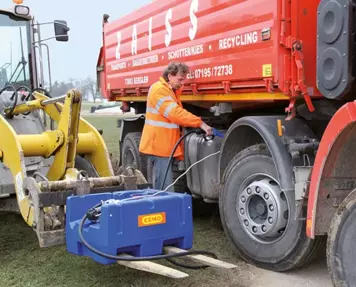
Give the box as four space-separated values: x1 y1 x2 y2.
293 154 313 221
222 81 231 94
264 77 275 93
294 165 312 201
210 103 233 116
136 88 142 96
285 42 315 120
191 84 199 95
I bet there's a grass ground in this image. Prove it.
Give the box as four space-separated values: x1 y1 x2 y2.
0 114 247 287
83 115 121 158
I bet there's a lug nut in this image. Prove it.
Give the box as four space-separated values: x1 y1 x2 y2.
247 188 252 194
240 208 245 215
252 226 257 233
256 186 260 193
241 196 246 203
269 204 274 211
268 217 273 224
262 225 267 232
244 220 249 226
264 193 269 200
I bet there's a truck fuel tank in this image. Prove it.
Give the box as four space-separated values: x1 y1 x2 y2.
184 132 225 202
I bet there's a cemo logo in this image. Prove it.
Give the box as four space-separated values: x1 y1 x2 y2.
138 212 166 227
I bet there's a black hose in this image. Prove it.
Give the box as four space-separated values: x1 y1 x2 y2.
0 85 16 98
0 85 53 116
160 129 203 190
78 202 218 267
0 85 16 111
165 257 213 269
0 85 17 116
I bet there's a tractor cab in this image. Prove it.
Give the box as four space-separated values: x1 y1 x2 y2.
0 0 69 92
0 1 71 202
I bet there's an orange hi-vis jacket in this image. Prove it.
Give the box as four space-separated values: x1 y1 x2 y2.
139 77 203 160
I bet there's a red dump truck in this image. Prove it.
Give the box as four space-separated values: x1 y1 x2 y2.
97 0 356 285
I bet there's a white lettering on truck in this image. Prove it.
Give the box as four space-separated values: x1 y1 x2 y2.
115 31 121 59
219 32 258 50
131 24 138 55
168 44 203 60
115 0 200 58
148 17 153 51
165 8 173 47
189 0 198 41
111 61 127 71
125 76 149 85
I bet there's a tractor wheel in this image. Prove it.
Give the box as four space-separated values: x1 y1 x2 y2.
75 155 124 177
219 144 326 272
75 156 98 177
121 132 148 179
327 188 356 287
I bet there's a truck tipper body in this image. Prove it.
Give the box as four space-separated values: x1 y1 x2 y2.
98 0 322 114
97 1 356 285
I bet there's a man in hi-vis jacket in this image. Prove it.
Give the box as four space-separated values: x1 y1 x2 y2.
139 62 213 191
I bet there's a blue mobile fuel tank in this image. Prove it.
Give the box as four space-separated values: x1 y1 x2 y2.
65 189 193 265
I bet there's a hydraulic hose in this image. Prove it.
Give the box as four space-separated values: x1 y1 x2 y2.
0 85 53 116
78 202 218 269
0 85 16 105
0 85 17 116
0 85 16 97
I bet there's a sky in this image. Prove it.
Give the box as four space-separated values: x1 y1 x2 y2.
21 0 150 82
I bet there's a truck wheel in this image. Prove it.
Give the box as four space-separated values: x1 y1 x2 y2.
219 144 325 271
327 188 356 287
121 132 148 179
171 163 189 193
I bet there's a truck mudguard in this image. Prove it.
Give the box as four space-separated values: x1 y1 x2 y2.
218 116 318 192
307 102 356 238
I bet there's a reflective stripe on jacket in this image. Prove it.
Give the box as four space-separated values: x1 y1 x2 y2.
139 77 202 159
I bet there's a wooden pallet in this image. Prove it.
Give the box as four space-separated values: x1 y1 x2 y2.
116 247 237 279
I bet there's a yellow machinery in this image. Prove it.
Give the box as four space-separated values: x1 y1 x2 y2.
0 0 146 248
0 89 145 247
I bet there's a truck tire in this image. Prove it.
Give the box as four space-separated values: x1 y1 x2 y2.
327 188 356 287
219 144 325 271
121 132 148 179
171 164 189 193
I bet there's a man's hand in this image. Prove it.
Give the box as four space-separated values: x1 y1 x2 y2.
200 121 213 136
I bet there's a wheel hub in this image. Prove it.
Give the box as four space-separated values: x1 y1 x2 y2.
237 177 288 240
